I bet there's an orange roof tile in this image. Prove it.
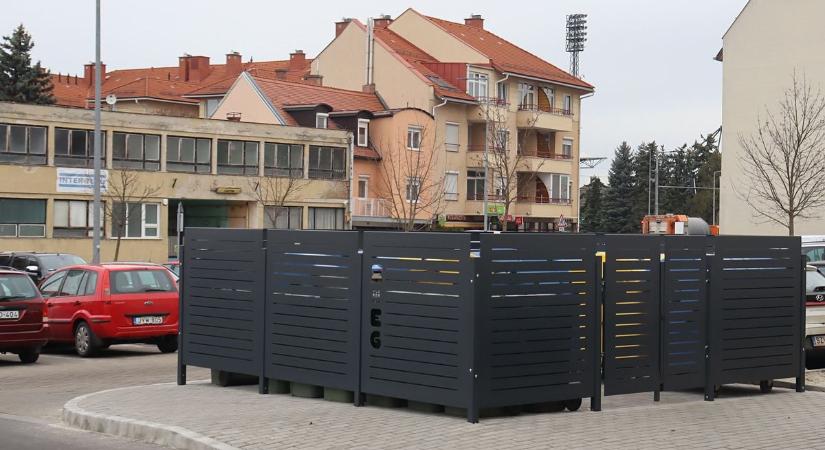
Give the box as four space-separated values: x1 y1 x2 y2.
250 75 385 126
423 16 594 90
49 56 313 109
354 146 381 160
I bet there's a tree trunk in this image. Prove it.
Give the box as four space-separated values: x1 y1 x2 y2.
114 235 122 261
788 215 794 236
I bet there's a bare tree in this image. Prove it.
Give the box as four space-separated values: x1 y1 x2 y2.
475 99 544 230
104 170 161 261
738 73 825 235
248 173 307 228
374 122 446 231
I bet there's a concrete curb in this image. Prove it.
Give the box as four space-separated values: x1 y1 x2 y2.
775 379 825 393
62 381 237 450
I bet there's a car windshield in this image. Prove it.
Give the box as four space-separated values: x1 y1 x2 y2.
110 269 175 294
806 269 825 292
38 255 86 273
0 274 39 301
804 246 825 263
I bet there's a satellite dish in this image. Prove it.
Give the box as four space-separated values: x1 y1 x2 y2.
105 94 117 105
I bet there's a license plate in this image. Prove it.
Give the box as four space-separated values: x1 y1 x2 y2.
0 310 20 320
813 336 825 347
133 316 163 325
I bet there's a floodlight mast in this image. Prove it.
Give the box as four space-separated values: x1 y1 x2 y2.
565 14 588 78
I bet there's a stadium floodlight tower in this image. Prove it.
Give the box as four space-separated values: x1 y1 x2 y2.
565 14 588 77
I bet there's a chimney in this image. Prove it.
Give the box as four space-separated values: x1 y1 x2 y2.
335 18 352 37
464 14 484 29
304 74 323 86
83 62 107 87
226 112 242 121
373 14 392 28
274 68 288 80
362 83 375 94
226 52 242 77
289 50 307 71
178 54 210 82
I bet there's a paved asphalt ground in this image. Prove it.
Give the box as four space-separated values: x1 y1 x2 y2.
0 344 208 450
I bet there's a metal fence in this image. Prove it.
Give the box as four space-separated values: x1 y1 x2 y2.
178 230 804 422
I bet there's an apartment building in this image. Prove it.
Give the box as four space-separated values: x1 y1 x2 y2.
312 10 594 231
0 102 350 262
717 0 825 235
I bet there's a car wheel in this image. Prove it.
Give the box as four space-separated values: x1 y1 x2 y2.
563 398 582 412
157 335 178 354
18 350 39 364
74 322 101 357
760 380 774 393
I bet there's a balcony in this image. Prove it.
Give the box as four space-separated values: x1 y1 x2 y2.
516 104 574 132
353 198 391 218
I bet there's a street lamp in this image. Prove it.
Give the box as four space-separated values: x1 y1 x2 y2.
92 0 103 264
712 170 721 225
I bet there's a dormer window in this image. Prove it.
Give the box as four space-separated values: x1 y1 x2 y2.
357 119 369 146
467 71 488 99
316 113 329 129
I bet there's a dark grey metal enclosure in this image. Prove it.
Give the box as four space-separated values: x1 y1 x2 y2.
177 229 805 422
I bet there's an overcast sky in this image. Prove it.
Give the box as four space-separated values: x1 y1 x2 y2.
5 0 747 181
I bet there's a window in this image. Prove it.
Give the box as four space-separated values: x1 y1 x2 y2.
445 123 459 152
467 71 488 99
55 128 106 167
110 270 174 294
264 143 303 178
495 130 510 152
0 198 45 238
112 132 160 171
264 206 303 229
519 83 536 109
357 176 368 199
167 136 211 173
60 270 85 296
562 138 573 158
217 139 259 175
0 123 46 165
39 271 66 297
407 127 422 150
494 173 507 198
406 177 421 202
497 82 508 103
563 95 572 114
81 271 98 295
316 113 329 129
0 273 38 300
543 87 555 109
357 119 369 147
265 206 303 229
54 200 100 238
550 174 571 202
445 172 458 201
308 146 346 179
308 207 345 230
112 202 159 239
205 98 221 117
466 170 486 201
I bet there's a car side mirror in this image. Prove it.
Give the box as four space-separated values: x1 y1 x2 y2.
25 265 40 275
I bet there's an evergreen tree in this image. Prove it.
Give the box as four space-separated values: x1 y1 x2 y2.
603 142 637 233
659 144 692 214
631 142 658 231
0 24 54 104
580 176 607 232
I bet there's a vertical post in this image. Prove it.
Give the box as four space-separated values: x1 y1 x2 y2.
354 231 364 406
655 238 665 402
590 238 603 412
797 254 806 393
482 114 489 231
176 227 186 386
91 0 102 264
467 235 479 423
704 242 715 401
258 229 269 395
654 149 660 216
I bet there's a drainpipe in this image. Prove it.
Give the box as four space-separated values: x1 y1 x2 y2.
347 133 354 230
431 97 447 117
495 73 510 103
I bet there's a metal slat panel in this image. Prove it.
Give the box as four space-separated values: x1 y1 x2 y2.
264 230 361 392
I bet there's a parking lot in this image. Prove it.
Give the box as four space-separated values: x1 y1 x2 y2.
0 344 208 450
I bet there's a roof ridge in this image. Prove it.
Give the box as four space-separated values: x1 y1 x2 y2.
251 75 378 98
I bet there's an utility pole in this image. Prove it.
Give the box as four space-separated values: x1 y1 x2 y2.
92 0 102 264
654 148 660 215
482 109 489 231
712 170 721 225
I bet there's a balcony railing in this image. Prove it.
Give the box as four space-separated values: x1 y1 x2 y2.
353 198 391 218
517 148 573 160
517 195 572 205
467 144 507 152
475 96 509 107
517 103 573 116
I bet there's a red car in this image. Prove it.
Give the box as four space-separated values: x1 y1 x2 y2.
39 264 179 357
0 269 48 363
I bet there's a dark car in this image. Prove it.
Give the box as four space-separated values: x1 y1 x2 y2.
0 268 48 363
0 252 86 283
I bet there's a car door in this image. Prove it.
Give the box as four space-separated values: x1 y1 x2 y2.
43 270 84 341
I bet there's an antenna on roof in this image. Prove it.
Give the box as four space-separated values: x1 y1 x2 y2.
565 14 587 77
